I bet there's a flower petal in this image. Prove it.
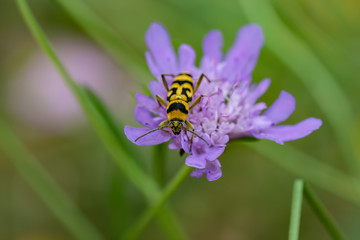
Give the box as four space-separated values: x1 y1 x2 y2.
200 30 223 76
224 24 264 81
145 22 177 74
134 106 159 128
248 78 271 104
206 160 222 181
124 126 171 146
168 138 181 150
145 51 160 79
189 159 222 181
135 93 158 112
251 116 273 130
181 131 191 153
190 168 205 179
263 91 295 124
210 132 230 145
185 154 207 168
253 117 322 144
206 146 225 161
149 80 167 99
251 102 267 116
178 44 196 73
202 30 223 61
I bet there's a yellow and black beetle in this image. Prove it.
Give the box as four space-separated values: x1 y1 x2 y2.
135 73 211 146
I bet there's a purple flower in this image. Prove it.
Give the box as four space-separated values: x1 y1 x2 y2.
124 22 322 181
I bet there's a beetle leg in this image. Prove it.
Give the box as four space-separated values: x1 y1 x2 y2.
189 94 205 110
193 73 211 93
156 95 167 107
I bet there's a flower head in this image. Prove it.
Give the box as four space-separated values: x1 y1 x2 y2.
125 22 322 181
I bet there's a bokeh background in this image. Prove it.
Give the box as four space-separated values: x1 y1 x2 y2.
1 0 360 239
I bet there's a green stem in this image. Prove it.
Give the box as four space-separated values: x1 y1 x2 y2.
288 180 304 240
303 184 346 240
288 179 346 240
151 146 188 240
121 165 192 240
153 144 167 186
156 206 189 240
0 119 104 240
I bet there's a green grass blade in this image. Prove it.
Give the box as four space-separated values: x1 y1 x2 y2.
121 165 192 240
0 119 104 240
240 141 360 206
288 179 304 240
81 87 143 161
303 184 346 240
273 1 358 86
82 87 123 143
16 0 158 201
238 0 359 176
288 180 346 240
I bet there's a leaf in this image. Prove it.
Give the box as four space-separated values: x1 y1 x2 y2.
16 0 158 201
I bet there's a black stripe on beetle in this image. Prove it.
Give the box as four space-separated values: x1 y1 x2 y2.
167 88 178 101
181 88 192 102
171 118 183 122
172 80 193 87
167 102 189 114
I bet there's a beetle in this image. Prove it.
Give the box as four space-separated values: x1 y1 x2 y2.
135 73 211 147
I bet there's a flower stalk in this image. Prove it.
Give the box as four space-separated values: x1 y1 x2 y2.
121 165 192 240
153 143 167 186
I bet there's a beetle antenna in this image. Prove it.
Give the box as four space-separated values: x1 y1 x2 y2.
185 128 209 146
135 127 164 142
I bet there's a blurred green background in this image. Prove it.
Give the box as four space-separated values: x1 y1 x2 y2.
1 0 360 239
